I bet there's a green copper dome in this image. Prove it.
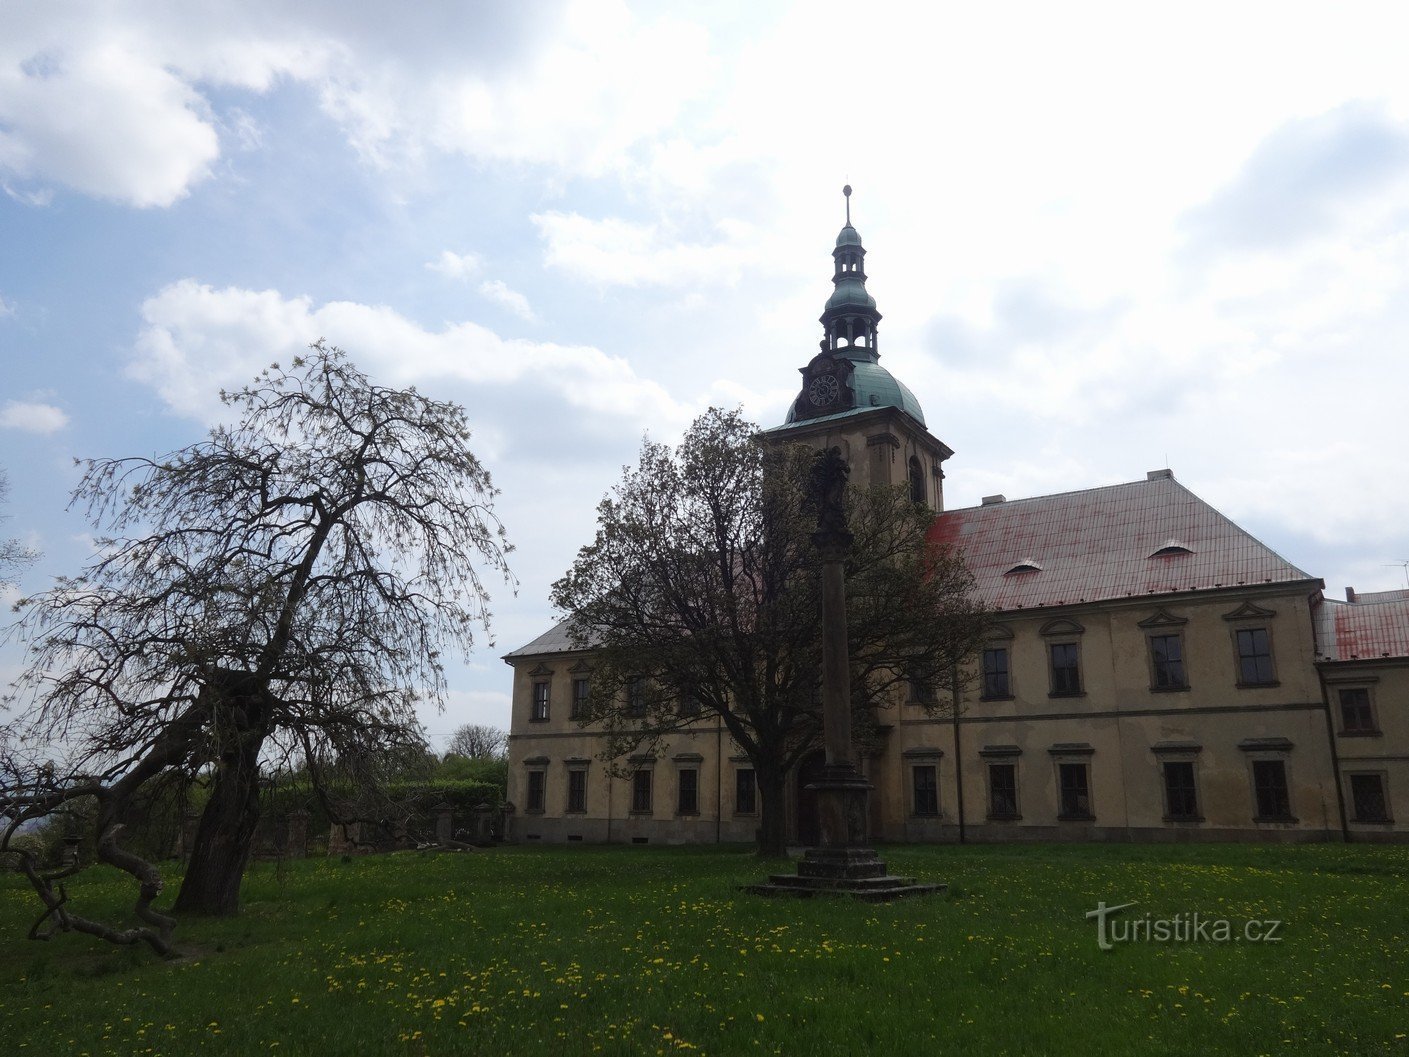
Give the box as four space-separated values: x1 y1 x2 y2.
835 224 864 248
825 274 877 313
781 359 927 427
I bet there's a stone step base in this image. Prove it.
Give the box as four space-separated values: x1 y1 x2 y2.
743 878 944 903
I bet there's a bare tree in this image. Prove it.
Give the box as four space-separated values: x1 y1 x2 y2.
0 467 38 587
4 343 514 930
551 408 986 856
446 723 507 760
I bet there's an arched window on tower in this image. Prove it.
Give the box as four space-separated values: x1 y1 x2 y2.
909 456 925 505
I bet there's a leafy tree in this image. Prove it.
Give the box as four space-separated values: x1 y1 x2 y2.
445 723 507 761
4 344 514 933
550 408 986 856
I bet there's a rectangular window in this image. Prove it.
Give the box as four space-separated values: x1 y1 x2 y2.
1350 774 1389 823
988 763 1018 818
735 768 757 814
911 765 939 817
631 769 652 813
570 677 591 720
982 648 1011 699
627 677 647 718
531 681 550 722
678 691 702 718
526 770 545 813
1149 634 1187 690
1049 643 1081 695
566 769 587 813
1162 761 1199 819
910 679 937 706
677 769 699 815
1236 628 1275 685
1252 759 1292 820
1339 688 1376 734
1058 762 1092 818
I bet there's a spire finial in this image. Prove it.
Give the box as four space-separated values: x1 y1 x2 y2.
843 184 852 225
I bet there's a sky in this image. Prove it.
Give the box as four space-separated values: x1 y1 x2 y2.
2 1 1408 749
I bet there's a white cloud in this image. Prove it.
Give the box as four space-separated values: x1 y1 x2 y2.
130 279 689 433
426 250 482 281
477 279 535 322
0 1 715 207
0 400 68 433
0 292 13 316
533 211 758 288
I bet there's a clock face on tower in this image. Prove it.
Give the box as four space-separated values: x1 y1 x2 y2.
808 373 840 407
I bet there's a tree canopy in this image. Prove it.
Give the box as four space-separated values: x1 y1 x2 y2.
2 344 514 941
550 408 986 855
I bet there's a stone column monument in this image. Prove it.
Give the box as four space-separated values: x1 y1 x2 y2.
747 448 940 901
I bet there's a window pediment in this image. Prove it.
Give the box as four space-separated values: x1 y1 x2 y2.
1222 601 1277 623
1039 617 1085 637
528 663 554 677
1138 609 1188 629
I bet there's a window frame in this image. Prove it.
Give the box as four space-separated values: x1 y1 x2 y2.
1347 771 1392 824
981 646 1012 700
1233 626 1277 687
675 767 699 816
1161 760 1201 821
1250 758 1294 822
566 766 588 814
1048 641 1083 697
570 676 591 720
910 764 940 818
530 680 551 722
1147 632 1188 692
525 768 547 814
630 768 653 815
1336 686 1379 736
1056 761 1093 820
734 766 757 815
986 761 1020 820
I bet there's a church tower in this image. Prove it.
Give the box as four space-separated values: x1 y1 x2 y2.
765 187 952 511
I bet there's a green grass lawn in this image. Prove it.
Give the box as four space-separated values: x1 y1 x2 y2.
2 842 1407 1056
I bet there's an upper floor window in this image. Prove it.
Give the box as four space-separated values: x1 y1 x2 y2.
981 648 1011 699
908 456 926 505
627 677 648 718
1235 628 1275 686
1049 643 1082 696
1338 687 1377 734
530 681 550 722
909 678 937 706
1148 633 1187 690
570 677 591 720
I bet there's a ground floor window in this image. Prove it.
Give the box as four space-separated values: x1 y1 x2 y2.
526 770 546 813
566 769 587 813
987 763 1018 818
677 768 699 815
1349 773 1390 823
735 768 757 814
1057 763 1092 819
1162 761 1199 819
911 765 939 817
631 769 653 814
1252 759 1293 820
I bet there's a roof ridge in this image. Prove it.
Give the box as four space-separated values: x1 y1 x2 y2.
944 474 1170 512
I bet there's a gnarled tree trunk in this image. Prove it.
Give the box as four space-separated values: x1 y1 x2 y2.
174 680 271 915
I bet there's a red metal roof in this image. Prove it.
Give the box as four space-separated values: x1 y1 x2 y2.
1315 599 1409 661
929 473 1317 612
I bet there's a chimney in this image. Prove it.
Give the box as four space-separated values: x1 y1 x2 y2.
1346 587 1357 604
981 494 1006 506
1147 469 1173 481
